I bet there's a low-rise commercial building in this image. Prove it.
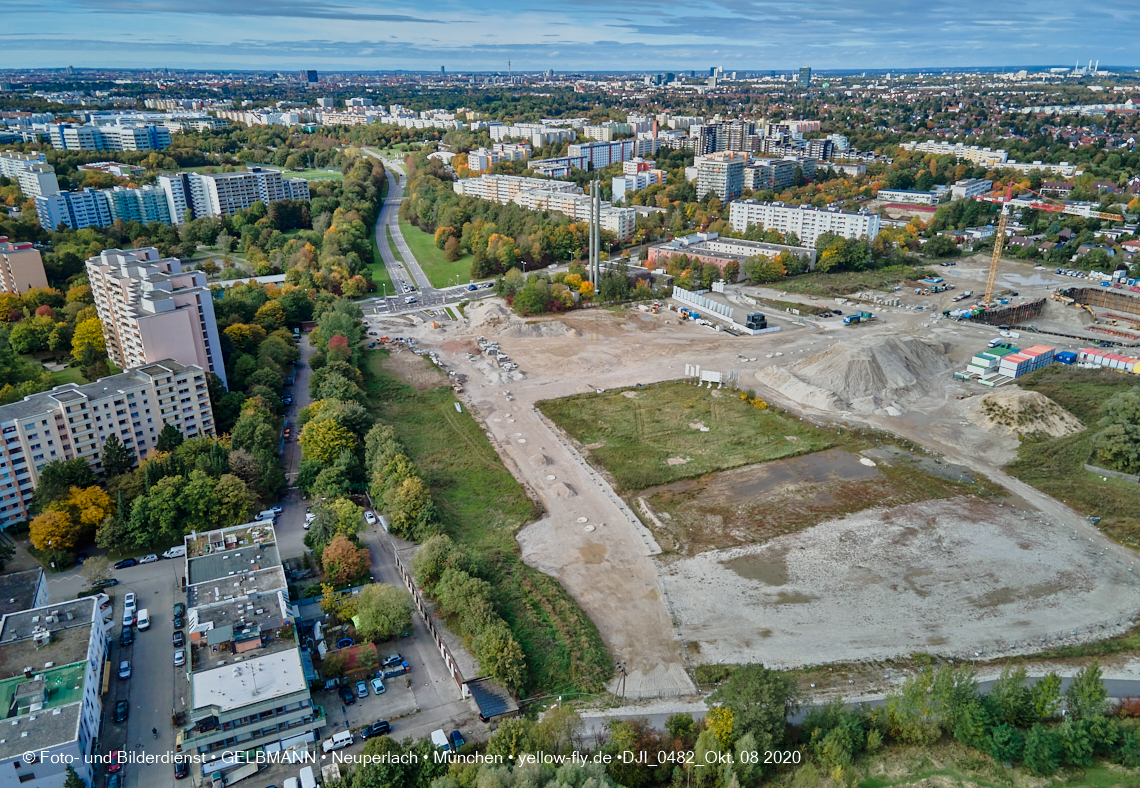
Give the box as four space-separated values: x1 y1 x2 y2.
877 188 940 205
0 359 215 528
0 597 111 788
646 232 816 280
0 237 48 295
728 200 881 248
950 178 993 201
181 523 325 771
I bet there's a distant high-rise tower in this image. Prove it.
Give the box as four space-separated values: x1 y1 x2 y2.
797 67 812 87
302 70 318 84
441 66 445 75
66 65 74 75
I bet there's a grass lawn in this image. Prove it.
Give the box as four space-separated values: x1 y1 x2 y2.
282 168 344 182
364 349 611 694
50 367 86 386
777 264 926 298
398 218 473 288
366 234 394 295
1007 365 1140 546
538 383 832 492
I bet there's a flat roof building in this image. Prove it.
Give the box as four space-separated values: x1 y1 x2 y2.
0 597 111 788
0 359 214 528
86 248 227 386
646 232 816 280
0 237 49 295
728 200 881 248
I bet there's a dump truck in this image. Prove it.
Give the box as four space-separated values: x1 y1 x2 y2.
843 311 875 325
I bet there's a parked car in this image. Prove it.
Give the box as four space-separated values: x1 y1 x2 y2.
107 751 125 774
450 730 466 750
119 628 134 647
360 721 391 739
382 653 402 668
467 284 478 291
364 511 377 526
173 630 185 648
113 700 130 723
173 602 186 617
108 774 122 788
92 578 119 589
370 677 385 695
123 592 136 615
114 558 137 569
339 686 356 705
173 613 185 629
174 759 189 780
118 660 131 680
174 649 186 667
271 505 283 514
356 680 369 698
139 554 158 564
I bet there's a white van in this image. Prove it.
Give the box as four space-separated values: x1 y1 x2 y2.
987 338 1003 348
256 509 277 521
284 779 298 788
321 730 354 753
299 766 317 788
162 546 186 559
430 729 450 752
136 609 150 631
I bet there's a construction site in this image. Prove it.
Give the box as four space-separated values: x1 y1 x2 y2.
361 241 1140 698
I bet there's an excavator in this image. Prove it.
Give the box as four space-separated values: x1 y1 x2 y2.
975 183 1126 305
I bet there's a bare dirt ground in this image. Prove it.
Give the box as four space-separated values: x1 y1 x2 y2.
363 256 1135 691
660 496 1140 668
380 345 449 391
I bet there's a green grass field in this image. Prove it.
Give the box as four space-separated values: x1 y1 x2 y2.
364 350 611 694
281 168 344 182
50 367 85 386
366 234 394 295
398 219 473 288
1007 365 1140 546
538 383 833 492
777 264 924 298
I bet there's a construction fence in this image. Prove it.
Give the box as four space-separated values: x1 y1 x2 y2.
974 298 1046 326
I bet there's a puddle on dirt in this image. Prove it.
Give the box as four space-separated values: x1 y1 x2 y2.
768 591 816 605
579 543 607 564
644 448 882 505
863 445 974 483
723 551 789 585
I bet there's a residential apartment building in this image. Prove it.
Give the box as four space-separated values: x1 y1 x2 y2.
697 152 746 201
102 185 172 224
0 597 111 788
729 200 881 248
568 140 638 169
510 190 637 240
157 168 309 220
528 156 588 178
0 359 215 528
0 150 46 178
612 169 667 202
181 523 325 771
743 157 815 192
0 237 49 295
15 163 59 198
86 248 227 386
646 232 816 280
877 188 940 205
950 178 993 201
453 174 580 203
34 188 112 231
48 123 171 152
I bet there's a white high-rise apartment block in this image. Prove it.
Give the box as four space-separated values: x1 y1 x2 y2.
728 200 881 248
159 168 309 219
0 150 47 178
48 123 172 151
86 248 228 386
0 237 49 295
453 174 579 203
0 597 112 788
14 163 59 197
0 360 215 527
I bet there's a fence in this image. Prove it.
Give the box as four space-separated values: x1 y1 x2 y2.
672 286 734 321
386 537 468 693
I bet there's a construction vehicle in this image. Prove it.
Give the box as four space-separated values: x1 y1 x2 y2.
679 308 700 320
975 183 1124 305
843 311 875 325
651 303 661 314
1050 292 1075 305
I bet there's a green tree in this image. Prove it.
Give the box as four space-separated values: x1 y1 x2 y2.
486 717 534 760
63 765 84 788
990 665 1035 726
383 475 438 541
1065 660 1109 720
708 664 801 746
987 723 1024 764
1023 723 1060 776
473 622 527 693
101 434 135 477
354 583 414 643
31 458 96 513
299 418 357 465
156 423 185 452
1031 673 1063 720
743 255 785 283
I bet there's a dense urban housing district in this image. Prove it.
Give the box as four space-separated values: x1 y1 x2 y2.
2 59 1140 788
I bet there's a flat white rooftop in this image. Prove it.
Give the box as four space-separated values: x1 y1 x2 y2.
191 647 305 712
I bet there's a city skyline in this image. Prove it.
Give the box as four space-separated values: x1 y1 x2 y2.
4 0 1140 72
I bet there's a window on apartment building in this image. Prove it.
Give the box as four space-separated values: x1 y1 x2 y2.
18 772 36 781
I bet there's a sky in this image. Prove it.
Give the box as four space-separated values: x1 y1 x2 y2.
4 0 1140 73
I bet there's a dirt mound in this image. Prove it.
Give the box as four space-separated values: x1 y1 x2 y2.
467 301 513 329
499 319 573 339
550 482 577 498
966 386 1084 437
530 453 552 466
756 336 951 413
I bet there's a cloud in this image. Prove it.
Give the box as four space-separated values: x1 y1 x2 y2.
75 0 452 23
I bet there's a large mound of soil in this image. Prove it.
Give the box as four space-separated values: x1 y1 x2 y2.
756 336 953 413
466 299 574 338
966 386 1085 438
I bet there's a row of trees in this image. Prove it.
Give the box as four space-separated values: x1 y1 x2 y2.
411 534 527 692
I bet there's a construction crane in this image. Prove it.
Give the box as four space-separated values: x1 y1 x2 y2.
974 183 1126 305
